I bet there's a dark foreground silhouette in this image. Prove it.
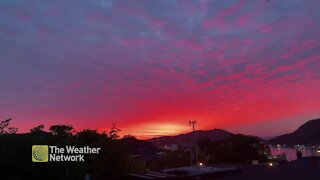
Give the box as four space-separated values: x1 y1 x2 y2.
0 119 269 180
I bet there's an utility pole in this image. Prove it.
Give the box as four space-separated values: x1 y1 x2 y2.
189 120 199 167
189 120 196 131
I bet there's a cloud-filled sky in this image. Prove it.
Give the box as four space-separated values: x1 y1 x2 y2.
1 0 320 139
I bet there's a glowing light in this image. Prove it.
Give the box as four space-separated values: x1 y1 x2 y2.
268 162 273 167
199 162 203 167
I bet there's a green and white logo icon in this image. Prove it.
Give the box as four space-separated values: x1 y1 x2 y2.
32 145 48 162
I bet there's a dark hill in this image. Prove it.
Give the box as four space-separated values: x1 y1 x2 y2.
147 128 233 148
268 118 320 146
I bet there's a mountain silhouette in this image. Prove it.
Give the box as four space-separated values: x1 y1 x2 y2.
268 118 320 146
147 128 233 147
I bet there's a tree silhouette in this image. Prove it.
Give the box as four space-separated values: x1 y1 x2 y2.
77 129 102 143
6 127 18 134
30 124 45 133
0 124 138 179
123 135 136 139
49 124 74 137
110 124 120 140
101 130 109 138
0 118 18 134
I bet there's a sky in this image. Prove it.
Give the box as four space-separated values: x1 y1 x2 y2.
1 0 320 139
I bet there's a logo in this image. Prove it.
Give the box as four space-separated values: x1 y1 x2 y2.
32 145 101 162
32 145 49 162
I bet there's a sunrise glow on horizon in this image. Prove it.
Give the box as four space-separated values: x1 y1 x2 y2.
1 0 320 139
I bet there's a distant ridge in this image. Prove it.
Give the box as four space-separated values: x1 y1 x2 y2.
268 118 320 146
147 128 233 147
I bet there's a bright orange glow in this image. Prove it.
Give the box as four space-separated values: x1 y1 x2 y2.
120 122 190 139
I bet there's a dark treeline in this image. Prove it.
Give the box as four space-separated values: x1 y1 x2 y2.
0 119 151 180
0 119 269 180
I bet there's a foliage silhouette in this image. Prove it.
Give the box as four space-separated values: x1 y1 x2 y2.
0 118 18 134
109 124 120 140
30 125 45 133
49 124 74 137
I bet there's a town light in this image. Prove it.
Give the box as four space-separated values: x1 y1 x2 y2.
268 162 273 167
